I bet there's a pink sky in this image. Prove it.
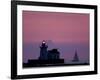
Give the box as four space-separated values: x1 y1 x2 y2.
23 11 89 44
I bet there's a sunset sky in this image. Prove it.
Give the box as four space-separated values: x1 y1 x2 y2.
23 11 90 63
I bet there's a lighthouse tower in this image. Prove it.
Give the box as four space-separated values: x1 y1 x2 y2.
39 40 48 60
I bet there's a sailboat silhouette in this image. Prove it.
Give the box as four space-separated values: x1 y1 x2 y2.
72 50 79 62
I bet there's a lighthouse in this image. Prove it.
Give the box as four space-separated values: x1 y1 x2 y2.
39 40 48 60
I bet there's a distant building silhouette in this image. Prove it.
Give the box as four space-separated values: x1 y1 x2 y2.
48 49 60 59
23 40 64 67
39 40 60 60
72 50 79 62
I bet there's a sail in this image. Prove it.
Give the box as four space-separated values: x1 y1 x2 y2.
72 50 79 62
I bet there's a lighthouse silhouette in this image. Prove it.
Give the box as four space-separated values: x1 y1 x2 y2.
39 40 48 60
23 40 64 67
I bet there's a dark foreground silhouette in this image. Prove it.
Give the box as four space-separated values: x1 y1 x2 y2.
23 40 89 68
23 60 89 68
